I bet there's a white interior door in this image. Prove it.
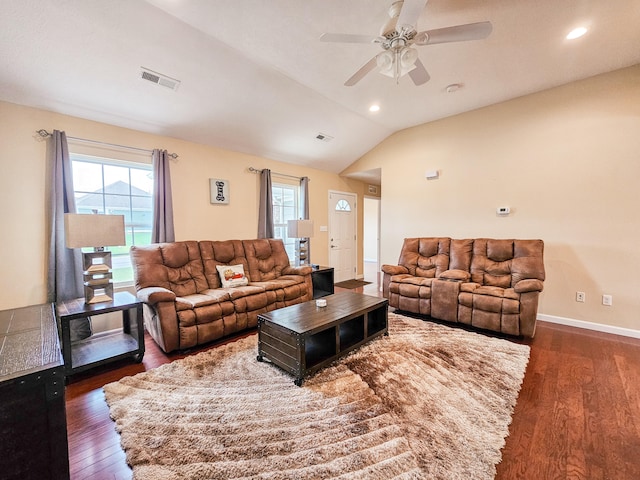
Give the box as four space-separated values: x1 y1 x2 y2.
328 191 357 283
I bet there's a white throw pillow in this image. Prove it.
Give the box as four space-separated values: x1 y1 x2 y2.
216 264 249 288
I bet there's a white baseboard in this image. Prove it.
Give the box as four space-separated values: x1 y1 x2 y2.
537 313 640 339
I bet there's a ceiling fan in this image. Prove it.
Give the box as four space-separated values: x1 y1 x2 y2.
320 0 492 86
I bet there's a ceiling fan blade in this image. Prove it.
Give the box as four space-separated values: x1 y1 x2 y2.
397 0 429 31
320 32 382 44
414 21 493 45
408 58 430 85
344 56 378 86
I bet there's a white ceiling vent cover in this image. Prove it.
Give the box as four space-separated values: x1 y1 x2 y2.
140 67 180 91
315 133 334 143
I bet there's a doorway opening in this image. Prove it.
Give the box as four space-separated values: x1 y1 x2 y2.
363 196 380 284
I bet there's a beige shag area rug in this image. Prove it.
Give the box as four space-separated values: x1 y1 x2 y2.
104 313 529 480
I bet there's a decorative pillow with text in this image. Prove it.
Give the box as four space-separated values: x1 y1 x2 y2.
216 264 249 288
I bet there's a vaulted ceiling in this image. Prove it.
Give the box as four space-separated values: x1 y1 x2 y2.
1 0 639 180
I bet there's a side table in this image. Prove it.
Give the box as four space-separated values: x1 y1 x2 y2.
0 303 70 479
56 291 144 376
311 266 334 299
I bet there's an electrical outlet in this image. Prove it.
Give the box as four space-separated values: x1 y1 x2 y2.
576 291 586 303
602 294 613 306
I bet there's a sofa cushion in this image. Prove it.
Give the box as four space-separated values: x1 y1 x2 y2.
243 239 291 281
471 238 545 288
199 240 249 289
390 276 433 299
512 240 546 284
199 289 232 303
397 237 450 278
250 278 298 291
470 239 516 288
473 286 520 300
131 241 208 297
391 274 434 287
219 284 265 301
449 239 473 271
175 293 223 311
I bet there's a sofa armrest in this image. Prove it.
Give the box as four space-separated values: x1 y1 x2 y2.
137 286 176 305
514 279 544 293
283 265 313 276
439 269 471 282
381 264 408 275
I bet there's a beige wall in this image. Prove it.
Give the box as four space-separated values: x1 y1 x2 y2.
342 65 640 332
0 101 367 310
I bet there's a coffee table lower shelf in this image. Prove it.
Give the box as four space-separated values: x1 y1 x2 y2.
257 292 388 386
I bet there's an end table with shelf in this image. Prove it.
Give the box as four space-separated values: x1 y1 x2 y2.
311 266 334 299
56 291 145 376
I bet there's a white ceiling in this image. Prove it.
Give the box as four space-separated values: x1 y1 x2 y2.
1 0 639 182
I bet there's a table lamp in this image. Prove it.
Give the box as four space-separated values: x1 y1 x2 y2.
64 213 126 304
287 219 314 266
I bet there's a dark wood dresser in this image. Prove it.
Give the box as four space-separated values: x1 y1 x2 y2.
0 303 70 479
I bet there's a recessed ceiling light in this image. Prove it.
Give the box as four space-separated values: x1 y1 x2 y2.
566 27 588 40
369 104 380 113
445 83 462 93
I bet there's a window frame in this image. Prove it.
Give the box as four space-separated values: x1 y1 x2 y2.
271 180 300 264
70 152 153 287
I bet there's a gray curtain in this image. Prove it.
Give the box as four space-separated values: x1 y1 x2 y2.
46 130 90 340
300 176 310 261
151 149 175 243
257 168 274 238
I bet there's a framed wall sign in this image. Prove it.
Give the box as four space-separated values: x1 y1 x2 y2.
209 178 230 204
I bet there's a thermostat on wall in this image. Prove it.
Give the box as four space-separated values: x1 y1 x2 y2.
496 206 510 216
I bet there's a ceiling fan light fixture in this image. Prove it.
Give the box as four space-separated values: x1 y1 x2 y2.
376 50 395 75
376 47 416 80
400 46 418 68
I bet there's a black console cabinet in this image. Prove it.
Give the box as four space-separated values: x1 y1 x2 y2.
0 303 70 480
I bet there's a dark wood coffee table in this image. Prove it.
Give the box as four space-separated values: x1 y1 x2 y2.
257 291 388 386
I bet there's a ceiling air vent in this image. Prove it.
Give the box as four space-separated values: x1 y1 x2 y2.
315 133 334 143
140 67 180 91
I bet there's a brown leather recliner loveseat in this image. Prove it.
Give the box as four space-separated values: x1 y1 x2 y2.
382 238 545 338
130 238 312 353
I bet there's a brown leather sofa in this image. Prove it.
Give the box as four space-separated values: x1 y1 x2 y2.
382 238 545 338
130 238 312 352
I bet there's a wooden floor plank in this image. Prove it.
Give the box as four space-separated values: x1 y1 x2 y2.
64 285 640 480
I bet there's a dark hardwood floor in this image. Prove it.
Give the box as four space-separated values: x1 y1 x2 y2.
65 283 640 479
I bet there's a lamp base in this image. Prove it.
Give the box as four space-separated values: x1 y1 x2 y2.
84 282 114 304
82 251 115 304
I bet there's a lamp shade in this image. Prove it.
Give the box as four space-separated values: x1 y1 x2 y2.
287 219 314 238
64 213 126 248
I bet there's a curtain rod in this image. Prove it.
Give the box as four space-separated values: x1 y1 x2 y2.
248 166 309 182
36 129 179 159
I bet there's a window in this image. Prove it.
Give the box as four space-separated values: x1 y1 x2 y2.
71 154 153 284
271 182 299 263
335 199 351 211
